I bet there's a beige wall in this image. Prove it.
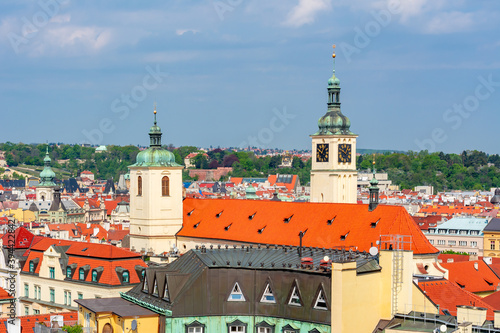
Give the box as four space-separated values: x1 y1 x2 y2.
310 135 358 204
129 166 184 254
426 234 483 255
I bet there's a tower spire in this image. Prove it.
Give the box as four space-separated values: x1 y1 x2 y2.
149 104 162 148
369 154 380 211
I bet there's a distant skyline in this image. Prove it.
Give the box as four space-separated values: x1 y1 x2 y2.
1 1 499 153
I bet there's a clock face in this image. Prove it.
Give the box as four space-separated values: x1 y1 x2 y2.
338 144 352 163
316 144 329 162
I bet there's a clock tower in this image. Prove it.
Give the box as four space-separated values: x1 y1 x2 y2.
310 46 358 203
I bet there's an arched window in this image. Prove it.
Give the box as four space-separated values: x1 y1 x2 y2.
138 176 142 196
123 270 129 283
66 267 72 278
92 270 98 282
162 176 169 196
79 268 84 280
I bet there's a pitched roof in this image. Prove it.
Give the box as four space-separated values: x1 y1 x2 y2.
417 279 495 320
177 199 438 255
0 287 13 300
0 312 78 333
0 227 36 249
484 218 500 232
440 260 500 293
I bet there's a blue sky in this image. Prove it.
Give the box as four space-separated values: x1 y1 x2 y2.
1 0 499 153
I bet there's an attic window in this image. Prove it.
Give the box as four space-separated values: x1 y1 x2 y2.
187 209 194 216
216 210 224 218
260 283 275 303
485 279 494 286
370 219 380 228
284 215 294 223
340 232 349 241
163 278 170 302
456 282 465 289
228 282 245 301
258 226 266 234
288 285 302 307
193 221 201 228
314 289 329 310
327 216 336 225
249 212 256 220
224 223 232 231
82 248 88 252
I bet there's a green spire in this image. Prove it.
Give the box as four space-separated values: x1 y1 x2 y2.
313 45 354 136
149 105 162 147
369 155 379 211
38 145 56 187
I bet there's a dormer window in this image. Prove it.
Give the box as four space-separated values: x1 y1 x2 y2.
92 270 98 282
79 268 84 280
29 261 35 273
260 283 275 303
66 267 72 278
228 282 245 301
123 270 129 283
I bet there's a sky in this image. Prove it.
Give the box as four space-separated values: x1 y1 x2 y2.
0 0 499 154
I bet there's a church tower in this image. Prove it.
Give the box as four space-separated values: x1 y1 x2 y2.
310 46 358 203
129 107 184 255
36 146 56 201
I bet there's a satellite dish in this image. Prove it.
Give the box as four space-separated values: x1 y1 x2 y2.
440 324 447 333
323 256 330 262
369 247 379 256
376 240 380 245
131 319 137 331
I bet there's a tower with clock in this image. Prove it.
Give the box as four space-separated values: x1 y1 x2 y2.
310 45 358 204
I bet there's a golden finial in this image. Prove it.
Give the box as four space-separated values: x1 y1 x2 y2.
154 102 157 114
372 153 376 165
332 44 336 59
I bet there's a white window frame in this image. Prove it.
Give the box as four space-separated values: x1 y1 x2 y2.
288 286 301 306
314 289 328 310
260 284 275 303
228 282 245 301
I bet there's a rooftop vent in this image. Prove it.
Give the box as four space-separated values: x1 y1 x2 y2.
284 215 294 223
370 219 380 228
216 210 223 218
187 209 194 216
193 221 201 228
224 223 232 231
340 232 349 241
249 212 256 220
258 226 266 234
327 216 336 225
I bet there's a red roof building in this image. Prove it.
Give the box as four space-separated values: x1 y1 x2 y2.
440 260 500 295
417 279 496 320
177 199 438 255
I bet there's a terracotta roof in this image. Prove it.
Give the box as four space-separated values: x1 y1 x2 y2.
177 199 438 255
67 256 145 285
0 312 78 333
108 229 130 241
483 290 500 309
418 279 496 320
104 199 121 215
65 241 140 259
440 260 500 293
438 253 470 263
230 177 243 185
0 227 35 249
412 216 443 231
0 287 13 300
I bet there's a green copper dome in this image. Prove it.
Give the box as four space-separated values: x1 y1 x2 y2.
130 108 182 167
317 110 353 135
134 148 178 167
38 146 56 187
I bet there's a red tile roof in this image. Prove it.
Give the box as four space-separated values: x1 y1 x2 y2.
177 199 438 254
67 256 145 285
108 229 130 241
0 287 13 301
0 311 78 333
418 279 496 320
0 227 36 249
438 253 470 263
104 199 121 215
483 290 500 309
440 260 500 293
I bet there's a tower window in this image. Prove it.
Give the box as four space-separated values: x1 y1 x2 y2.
138 176 143 196
162 176 170 196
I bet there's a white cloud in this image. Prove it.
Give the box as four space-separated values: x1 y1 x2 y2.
176 29 199 36
50 14 71 24
423 11 474 34
283 0 331 27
